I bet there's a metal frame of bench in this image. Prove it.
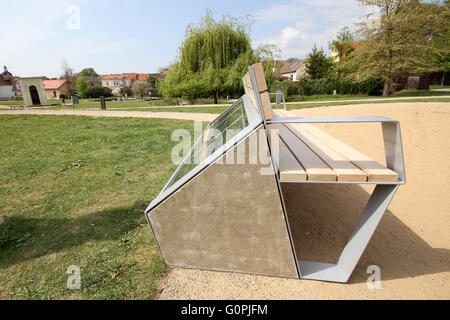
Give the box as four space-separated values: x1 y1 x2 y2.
144 63 406 283
248 65 406 282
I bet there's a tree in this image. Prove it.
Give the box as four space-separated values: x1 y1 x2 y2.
146 75 161 96
85 86 112 98
343 0 447 96
132 81 150 99
305 45 333 79
60 61 76 97
329 26 355 61
428 0 450 85
255 44 282 88
161 9 254 104
78 68 98 77
75 75 89 98
119 86 133 97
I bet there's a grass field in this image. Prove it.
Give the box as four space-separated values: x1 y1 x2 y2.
276 97 450 111
117 97 450 114
0 115 201 299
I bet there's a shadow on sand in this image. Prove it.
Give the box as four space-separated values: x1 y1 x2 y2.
282 183 450 284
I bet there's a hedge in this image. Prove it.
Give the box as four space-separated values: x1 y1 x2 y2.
270 77 384 97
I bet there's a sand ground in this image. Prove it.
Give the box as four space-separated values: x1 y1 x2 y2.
156 102 450 300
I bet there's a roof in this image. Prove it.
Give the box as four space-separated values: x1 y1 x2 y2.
137 74 150 81
101 73 151 81
101 74 124 80
0 77 11 86
43 79 66 90
280 59 306 74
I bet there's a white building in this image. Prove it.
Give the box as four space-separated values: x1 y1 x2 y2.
0 66 16 100
279 59 307 81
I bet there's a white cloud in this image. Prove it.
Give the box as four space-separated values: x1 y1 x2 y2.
253 0 374 59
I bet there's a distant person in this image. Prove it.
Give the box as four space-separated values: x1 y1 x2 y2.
125 94 128 101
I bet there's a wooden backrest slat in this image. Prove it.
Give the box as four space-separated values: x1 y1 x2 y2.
242 63 274 121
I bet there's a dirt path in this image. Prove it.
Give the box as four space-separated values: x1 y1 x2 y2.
156 102 450 300
0 109 218 122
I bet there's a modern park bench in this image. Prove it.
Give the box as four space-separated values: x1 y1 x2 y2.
145 63 406 283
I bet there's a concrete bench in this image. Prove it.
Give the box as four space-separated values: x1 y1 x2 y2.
145 63 406 283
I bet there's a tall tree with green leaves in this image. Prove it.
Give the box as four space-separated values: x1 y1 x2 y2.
161 10 257 103
305 45 333 79
78 68 98 77
429 0 450 85
75 75 89 98
343 0 447 96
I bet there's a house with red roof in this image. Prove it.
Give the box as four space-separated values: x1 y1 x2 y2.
43 79 68 99
279 59 307 81
100 73 153 90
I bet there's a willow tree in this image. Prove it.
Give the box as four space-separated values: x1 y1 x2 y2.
161 10 255 104
342 0 447 96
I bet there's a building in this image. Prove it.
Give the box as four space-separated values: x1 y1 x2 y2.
0 66 17 100
43 79 68 99
84 76 101 87
20 77 48 106
279 59 307 81
100 73 153 90
331 41 364 63
101 74 132 90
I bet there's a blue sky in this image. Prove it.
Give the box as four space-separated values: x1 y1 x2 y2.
2 0 371 77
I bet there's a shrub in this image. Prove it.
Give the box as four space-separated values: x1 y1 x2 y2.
85 86 112 98
359 77 384 96
270 76 384 97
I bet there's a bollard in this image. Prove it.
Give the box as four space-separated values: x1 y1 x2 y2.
100 96 106 110
276 90 282 104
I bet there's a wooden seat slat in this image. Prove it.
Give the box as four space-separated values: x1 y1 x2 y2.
283 123 367 182
273 109 399 183
279 138 307 181
278 124 337 182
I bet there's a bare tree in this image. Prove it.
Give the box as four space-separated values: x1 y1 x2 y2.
132 81 150 99
61 60 76 97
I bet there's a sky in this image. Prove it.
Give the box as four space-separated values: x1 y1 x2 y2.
1 0 373 77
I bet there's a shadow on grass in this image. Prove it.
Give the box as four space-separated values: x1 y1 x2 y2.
282 183 450 284
0 200 149 269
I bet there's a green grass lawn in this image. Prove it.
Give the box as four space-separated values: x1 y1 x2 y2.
83 96 450 114
0 115 201 299
43 98 232 110
430 84 450 89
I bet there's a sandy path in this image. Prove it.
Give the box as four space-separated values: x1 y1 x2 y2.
156 102 450 300
0 109 218 122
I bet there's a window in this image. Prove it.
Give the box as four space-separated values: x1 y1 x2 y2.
166 99 250 189
146 95 262 213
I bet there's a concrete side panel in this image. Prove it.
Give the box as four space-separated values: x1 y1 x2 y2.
148 128 298 278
